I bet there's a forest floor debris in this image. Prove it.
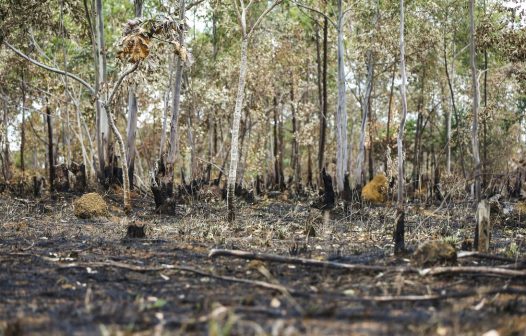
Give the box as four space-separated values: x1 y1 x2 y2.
0 192 525 335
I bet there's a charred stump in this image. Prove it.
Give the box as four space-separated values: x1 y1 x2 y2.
54 163 70 192
394 207 406 255
256 175 262 196
126 224 146 238
32 176 44 197
342 173 352 213
100 151 123 190
311 168 335 224
150 158 176 214
70 162 87 193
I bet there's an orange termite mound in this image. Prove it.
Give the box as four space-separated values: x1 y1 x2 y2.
362 174 388 203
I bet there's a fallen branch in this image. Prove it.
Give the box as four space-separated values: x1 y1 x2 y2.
420 266 526 277
342 286 526 302
458 251 524 264
209 249 526 278
209 249 416 274
56 259 297 294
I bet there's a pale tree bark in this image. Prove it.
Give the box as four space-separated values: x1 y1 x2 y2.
60 0 72 166
186 105 196 181
126 0 143 189
482 0 488 188
73 97 91 180
290 73 300 191
320 12 328 177
335 0 348 193
165 0 186 187
394 0 408 255
228 37 248 221
356 50 374 188
384 66 395 173
443 30 467 178
95 0 110 176
1 99 11 182
470 0 481 202
444 35 452 174
356 0 378 187
159 55 175 158
446 53 453 174
104 62 140 213
227 0 282 222
470 0 482 249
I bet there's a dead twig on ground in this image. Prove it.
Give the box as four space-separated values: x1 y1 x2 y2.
338 286 526 302
54 259 300 295
420 266 526 277
209 249 526 278
457 251 524 264
209 248 416 273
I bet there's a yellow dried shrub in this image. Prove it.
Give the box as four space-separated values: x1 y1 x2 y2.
73 193 109 219
362 174 388 203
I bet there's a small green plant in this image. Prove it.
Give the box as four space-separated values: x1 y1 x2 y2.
504 242 520 259
442 235 460 248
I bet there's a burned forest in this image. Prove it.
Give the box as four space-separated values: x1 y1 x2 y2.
1 0 526 335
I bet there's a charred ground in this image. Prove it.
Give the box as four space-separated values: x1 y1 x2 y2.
1 190 525 335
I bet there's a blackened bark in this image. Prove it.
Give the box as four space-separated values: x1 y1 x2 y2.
20 72 26 174
46 106 55 192
394 207 405 255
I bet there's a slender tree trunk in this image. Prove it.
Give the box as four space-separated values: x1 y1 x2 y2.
356 50 374 187
444 33 466 178
151 0 186 212
384 66 395 173
160 54 175 157
238 113 252 185
186 106 196 181
126 0 143 189
60 0 71 166
95 0 110 178
83 0 101 176
46 106 55 192
75 101 91 181
20 72 26 175
335 0 348 193
395 0 408 255
290 74 300 191
368 84 377 183
318 11 328 176
278 100 284 189
443 35 452 174
1 101 11 182
227 37 248 221
482 0 488 188
273 96 280 188
412 70 425 191
470 0 482 248
470 0 481 202
126 85 138 189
